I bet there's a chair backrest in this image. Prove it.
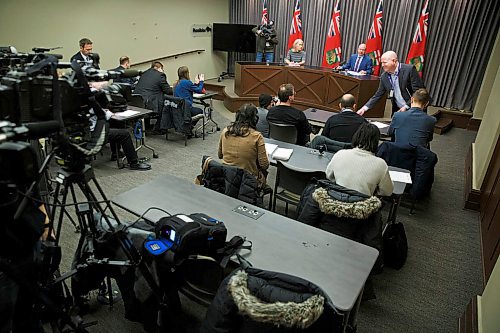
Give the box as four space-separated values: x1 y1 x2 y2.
162 95 190 131
128 94 145 108
310 135 352 154
201 156 263 206
268 121 298 144
276 160 326 198
115 83 133 102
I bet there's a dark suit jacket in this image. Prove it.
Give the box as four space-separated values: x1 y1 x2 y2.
364 63 424 112
322 110 368 143
388 107 436 148
343 54 373 74
267 105 312 146
70 52 100 69
133 68 173 113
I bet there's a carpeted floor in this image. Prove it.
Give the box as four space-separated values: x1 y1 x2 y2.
53 101 482 332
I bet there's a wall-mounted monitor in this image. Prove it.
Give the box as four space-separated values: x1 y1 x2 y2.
212 23 256 53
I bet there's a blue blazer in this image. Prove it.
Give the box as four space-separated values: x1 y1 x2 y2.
388 107 436 148
343 54 373 74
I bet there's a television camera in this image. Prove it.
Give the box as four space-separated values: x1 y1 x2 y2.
0 46 153 332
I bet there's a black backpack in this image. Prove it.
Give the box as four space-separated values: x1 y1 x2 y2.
155 213 227 256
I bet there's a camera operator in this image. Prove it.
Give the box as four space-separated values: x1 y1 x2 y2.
70 38 100 69
252 20 278 63
0 170 49 332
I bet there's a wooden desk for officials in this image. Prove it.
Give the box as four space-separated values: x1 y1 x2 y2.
112 174 378 318
234 62 386 117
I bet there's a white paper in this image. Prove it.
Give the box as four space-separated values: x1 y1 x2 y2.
265 143 278 156
370 121 390 129
389 171 412 184
272 148 293 161
346 70 364 76
193 93 204 98
113 110 139 118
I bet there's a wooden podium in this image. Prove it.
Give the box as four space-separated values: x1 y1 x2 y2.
234 62 386 117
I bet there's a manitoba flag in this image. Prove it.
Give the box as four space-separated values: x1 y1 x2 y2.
365 0 383 75
322 0 342 68
406 0 429 78
287 0 303 50
261 0 269 25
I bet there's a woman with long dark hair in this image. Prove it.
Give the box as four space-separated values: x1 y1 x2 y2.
218 104 269 187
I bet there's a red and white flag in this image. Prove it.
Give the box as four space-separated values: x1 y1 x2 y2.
322 0 342 68
406 0 429 78
365 0 383 76
287 0 303 50
261 0 269 25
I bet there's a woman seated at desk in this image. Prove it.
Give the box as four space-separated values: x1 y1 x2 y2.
298 123 393 278
174 66 204 120
284 39 306 66
218 104 270 188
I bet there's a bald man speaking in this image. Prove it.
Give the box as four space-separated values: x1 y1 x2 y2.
358 50 424 116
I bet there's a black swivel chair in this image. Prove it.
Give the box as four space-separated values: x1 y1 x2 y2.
162 95 205 146
273 160 326 217
268 121 298 144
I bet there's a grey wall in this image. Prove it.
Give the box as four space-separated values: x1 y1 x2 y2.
0 0 230 81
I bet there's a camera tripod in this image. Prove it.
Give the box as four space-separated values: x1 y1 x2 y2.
48 162 162 295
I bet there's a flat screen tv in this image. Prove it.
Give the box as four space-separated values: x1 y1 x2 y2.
213 23 256 53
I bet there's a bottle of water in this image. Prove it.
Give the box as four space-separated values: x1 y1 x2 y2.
266 59 270 66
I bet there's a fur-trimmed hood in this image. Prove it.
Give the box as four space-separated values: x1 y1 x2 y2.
228 270 325 329
312 187 381 220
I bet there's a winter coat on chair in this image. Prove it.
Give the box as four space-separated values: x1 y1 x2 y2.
297 179 383 256
201 156 264 207
200 267 343 333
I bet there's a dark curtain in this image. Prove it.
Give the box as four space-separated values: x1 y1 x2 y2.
228 0 500 111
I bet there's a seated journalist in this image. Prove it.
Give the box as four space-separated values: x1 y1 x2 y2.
112 56 138 86
173 66 204 121
256 93 274 138
322 93 368 143
388 88 436 148
326 123 393 197
134 61 173 132
267 83 312 146
218 104 270 188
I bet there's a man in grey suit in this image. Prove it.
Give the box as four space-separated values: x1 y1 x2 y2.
358 51 424 116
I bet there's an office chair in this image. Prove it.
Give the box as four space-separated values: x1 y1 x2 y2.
128 93 145 108
162 95 200 146
268 121 298 144
273 160 325 217
201 156 273 209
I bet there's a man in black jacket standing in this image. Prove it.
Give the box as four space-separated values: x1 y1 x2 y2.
357 50 424 117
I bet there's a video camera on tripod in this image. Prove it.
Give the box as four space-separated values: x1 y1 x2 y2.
0 46 157 333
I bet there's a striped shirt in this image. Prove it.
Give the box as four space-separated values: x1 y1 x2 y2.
286 50 306 63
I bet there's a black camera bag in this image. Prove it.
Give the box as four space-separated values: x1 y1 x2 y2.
155 213 227 256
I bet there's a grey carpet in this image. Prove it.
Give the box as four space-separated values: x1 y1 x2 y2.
52 103 482 332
